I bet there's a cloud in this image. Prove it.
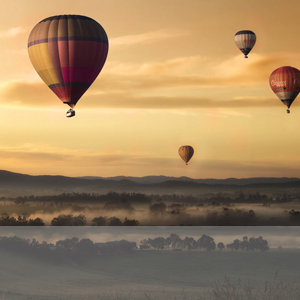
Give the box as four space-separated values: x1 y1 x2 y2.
110 29 187 48
84 95 282 110
0 80 60 107
90 53 293 94
0 80 283 110
104 55 208 77
1 53 297 110
0 27 25 38
200 159 300 176
0 144 76 163
1 143 300 178
0 144 173 169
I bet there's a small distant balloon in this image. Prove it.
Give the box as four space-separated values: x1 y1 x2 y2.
234 30 256 58
178 146 194 165
269 66 300 114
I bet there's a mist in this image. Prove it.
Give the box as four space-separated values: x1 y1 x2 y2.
0 226 299 300
2 198 300 226
2 226 300 248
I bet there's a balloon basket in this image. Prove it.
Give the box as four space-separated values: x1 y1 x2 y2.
66 109 75 118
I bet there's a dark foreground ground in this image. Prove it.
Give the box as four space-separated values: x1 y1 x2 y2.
0 248 299 299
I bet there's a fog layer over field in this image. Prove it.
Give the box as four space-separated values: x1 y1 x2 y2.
2 190 300 225
1 226 300 248
0 227 300 299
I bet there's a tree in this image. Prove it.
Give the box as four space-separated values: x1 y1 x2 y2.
140 239 151 250
289 210 300 225
56 237 79 251
256 236 269 252
75 238 97 257
149 203 167 214
118 240 137 252
91 216 107 226
197 234 216 252
217 242 225 251
151 237 166 250
107 217 122 226
123 218 139 226
28 218 45 226
183 237 196 250
169 233 182 249
241 236 249 250
51 214 86 226
232 239 240 251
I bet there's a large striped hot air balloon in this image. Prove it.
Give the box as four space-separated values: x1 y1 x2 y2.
28 15 108 117
234 30 256 58
178 146 194 165
269 66 300 113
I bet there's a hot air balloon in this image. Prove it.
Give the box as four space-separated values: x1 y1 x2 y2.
28 15 108 117
269 66 300 113
178 146 194 165
234 30 256 58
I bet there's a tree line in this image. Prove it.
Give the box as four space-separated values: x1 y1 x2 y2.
11 191 298 206
140 234 269 252
0 233 269 265
1 207 300 225
0 214 140 226
13 192 151 205
0 236 137 264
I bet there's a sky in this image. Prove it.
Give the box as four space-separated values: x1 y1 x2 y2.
1 0 300 178
2 226 300 248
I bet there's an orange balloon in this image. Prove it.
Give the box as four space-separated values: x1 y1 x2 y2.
178 146 194 165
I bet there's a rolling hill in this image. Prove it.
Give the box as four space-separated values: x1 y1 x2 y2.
0 170 299 197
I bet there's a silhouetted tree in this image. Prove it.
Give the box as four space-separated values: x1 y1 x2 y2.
51 214 86 226
197 234 216 252
241 236 249 250
0 214 45 226
289 210 300 225
91 216 107 226
226 236 269 252
107 217 122 226
151 237 166 250
149 203 167 213
169 233 182 249
217 242 225 251
28 218 45 226
140 239 151 250
123 218 139 226
183 237 197 250
232 239 241 251
56 237 79 250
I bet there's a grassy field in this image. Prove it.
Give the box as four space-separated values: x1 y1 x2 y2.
0 249 299 299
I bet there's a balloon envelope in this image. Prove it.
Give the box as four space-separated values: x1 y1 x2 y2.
234 30 256 58
178 146 194 165
28 15 108 108
269 66 300 111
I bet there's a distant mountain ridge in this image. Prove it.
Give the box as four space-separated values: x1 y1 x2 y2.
0 170 300 197
79 174 300 185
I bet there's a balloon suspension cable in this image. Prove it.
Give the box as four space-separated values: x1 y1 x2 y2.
287 109 290 114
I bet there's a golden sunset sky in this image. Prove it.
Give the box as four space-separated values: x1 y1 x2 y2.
1 0 300 178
